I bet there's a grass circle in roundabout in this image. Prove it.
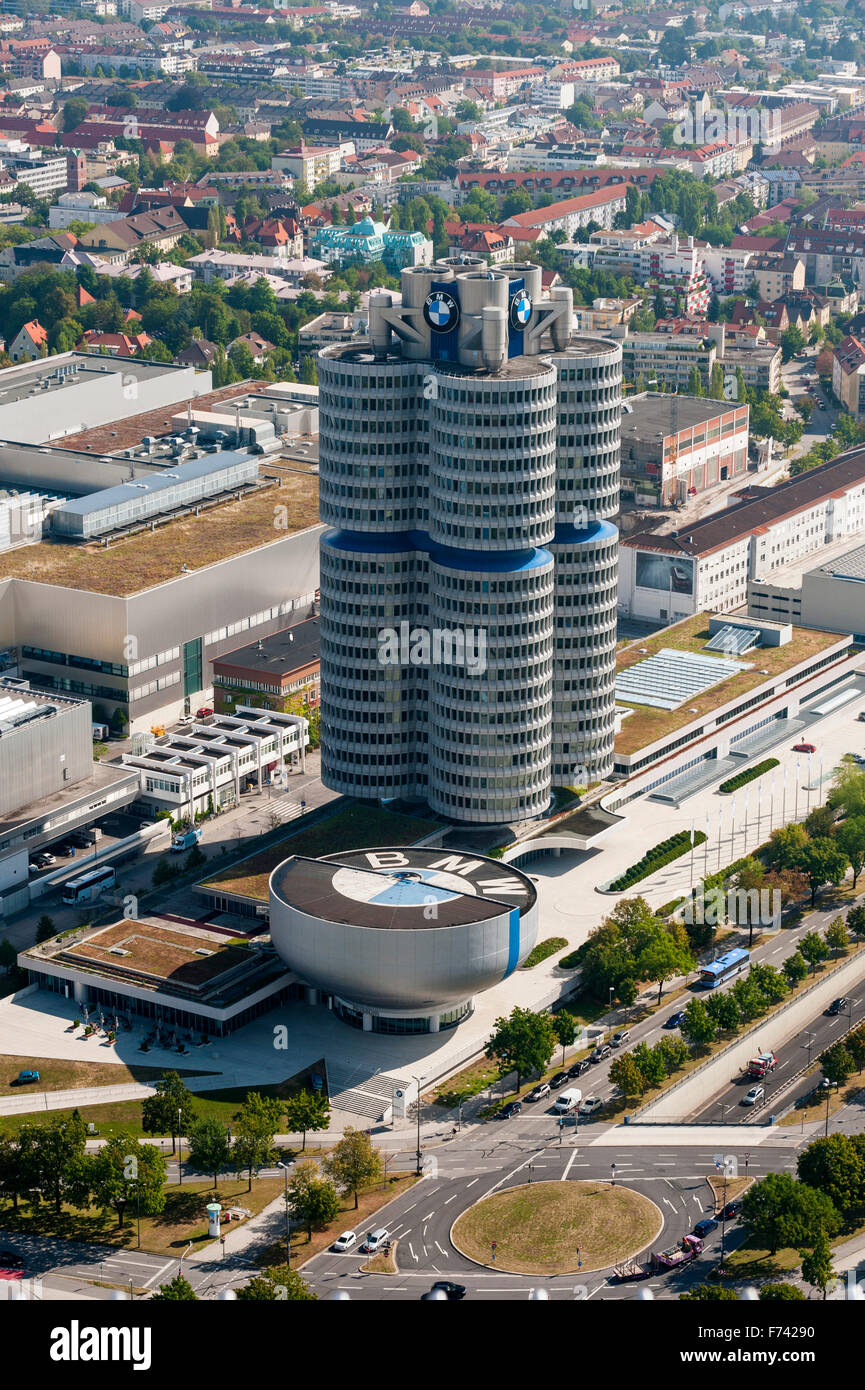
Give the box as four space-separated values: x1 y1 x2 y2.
451 1180 663 1275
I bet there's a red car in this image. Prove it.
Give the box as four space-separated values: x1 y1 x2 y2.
793 742 816 754
195 707 214 719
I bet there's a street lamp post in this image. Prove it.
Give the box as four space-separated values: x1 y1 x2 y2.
177 1108 183 1185
277 1161 291 1266
802 1031 816 1069
412 1075 423 1175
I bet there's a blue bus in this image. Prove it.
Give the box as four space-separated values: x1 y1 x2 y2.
699 947 750 989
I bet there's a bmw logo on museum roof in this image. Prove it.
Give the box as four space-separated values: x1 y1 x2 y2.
510 290 532 330
423 288 460 333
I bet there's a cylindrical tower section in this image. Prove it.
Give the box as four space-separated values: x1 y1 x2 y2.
549 520 618 786
428 359 557 551
549 337 622 788
426 546 554 823
319 531 427 801
317 345 425 533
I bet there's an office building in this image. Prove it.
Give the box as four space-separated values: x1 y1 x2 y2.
317 258 622 824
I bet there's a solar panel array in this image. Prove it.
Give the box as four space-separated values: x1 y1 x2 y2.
615 647 748 710
704 624 761 655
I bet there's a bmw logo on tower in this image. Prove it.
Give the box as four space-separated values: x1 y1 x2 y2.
423 288 460 333
510 289 532 330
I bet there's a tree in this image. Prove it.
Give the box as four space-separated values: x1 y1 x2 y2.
500 187 533 220
89 1136 166 1229
759 1282 806 1300
36 914 55 943
26 1111 88 1214
847 1027 865 1074
741 1172 839 1255
804 804 835 840
828 764 865 821
819 1043 855 1088
800 838 848 905
732 974 765 1021
705 989 741 1035
237 1264 316 1300
233 1092 282 1191
825 914 850 956
687 365 703 396
749 962 789 1006
848 903 865 944
636 922 693 1006
151 1275 197 1300
836 817 865 888
485 1005 556 1090
800 1229 836 1300
552 1010 577 1066
283 1089 331 1151
680 1284 739 1301
187 1117 231 1189
798 1134 865 1222
767 822 809 870
631 1041 666 1089
62 97 89 133
799 929 830 971
141 1071 196 1154
285 1159 341 1237
680 998 715 1051
784 950 809 984
323 1127 382 1210
709 362 725 400
609 1052 646 1099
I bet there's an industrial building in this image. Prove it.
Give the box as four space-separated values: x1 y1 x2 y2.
318 258 622 825
268 847 539 1034
619 448 865 624
212 618 320 715
620 393 750 506
0 677 139 916
748 538 865 642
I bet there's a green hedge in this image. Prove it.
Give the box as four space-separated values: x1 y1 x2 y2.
608 830 708 893
718 757 780 795
520 936 568 969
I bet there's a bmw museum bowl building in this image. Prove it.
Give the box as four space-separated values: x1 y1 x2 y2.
269 847 538 1034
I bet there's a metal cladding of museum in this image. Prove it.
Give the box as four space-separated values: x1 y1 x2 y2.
269 847 539 1034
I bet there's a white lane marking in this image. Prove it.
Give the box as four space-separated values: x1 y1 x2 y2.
487 1149 544 1195
443 1195 457 1205
143 1261 173 1289
408 1243 416 1260
561 1149 580 1181
465 1178 479 1189
403 1203 417 1213
435 1242 446 1255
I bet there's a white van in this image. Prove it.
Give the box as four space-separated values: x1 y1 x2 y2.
92 723 110 741
363 1228 390 1253
553 1088 582 1114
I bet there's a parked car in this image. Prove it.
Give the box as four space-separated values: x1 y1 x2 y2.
742 1085 765 1106
526 1082 551 1102
721 1201 742 1221
590 1044 612 1063
826 997 848 1016
568 1059 591 1079
693 1217 719 1238
52 841 77 858
11 1069 39 1086
28 853 53 872
549 1071 569 1089
499 1101 522 1119
195 706 214 719
553 1088 582 1114
578 1096 604 1119
177 714 194 726
430 1281 466 1300
665 1011 686 1030
611 1029 631 1049
792 742 816 754
331 1231 357 1253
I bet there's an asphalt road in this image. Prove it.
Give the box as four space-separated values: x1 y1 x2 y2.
690 973 865 1125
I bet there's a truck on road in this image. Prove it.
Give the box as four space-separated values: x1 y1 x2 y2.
170 827 202 854
613 1235 704 1282
747 1051 778 1079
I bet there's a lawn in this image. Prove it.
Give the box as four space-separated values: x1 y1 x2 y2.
724 1213 865 1281
200 802 440 902
614 617 842 757
451 1180 662 1274
0 1056 216 1099
0 1176 285 1259
0 1061 326 1139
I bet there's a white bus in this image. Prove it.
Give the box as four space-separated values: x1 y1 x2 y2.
61 865 116 905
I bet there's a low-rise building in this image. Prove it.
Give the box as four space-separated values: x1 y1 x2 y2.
212 617 320 715
620 393 750 507
833 334 865 418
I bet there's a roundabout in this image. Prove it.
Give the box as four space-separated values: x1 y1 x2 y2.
450 1180 664 1275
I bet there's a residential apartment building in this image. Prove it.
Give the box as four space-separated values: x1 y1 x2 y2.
271 143 343 186
833 334 865 418
501 186 627 241
749 252 806 301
